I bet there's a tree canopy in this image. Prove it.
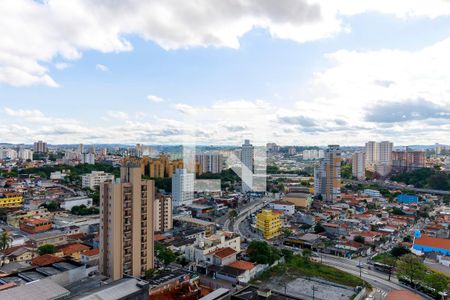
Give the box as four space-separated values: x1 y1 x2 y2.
247 240 281 265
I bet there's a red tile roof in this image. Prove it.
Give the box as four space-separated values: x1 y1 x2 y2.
414 235 450 251
67 233 86 240
82 248 99 257
31 254 63 266
228 260 255 270
212 247 237 259
59 243 90 255
385 290 423 300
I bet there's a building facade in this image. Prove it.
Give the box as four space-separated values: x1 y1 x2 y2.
351 152 365 180
154 194 173 233
99 163 155 280
392 150 425 173
241 139 254 193
314 145 341 202
172 168 194 207
256 209 282 240
81 171 114 190
33 141 48 153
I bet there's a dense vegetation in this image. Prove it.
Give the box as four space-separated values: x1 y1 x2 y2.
247 240 281 265
391 168 450 191
71 204 99 215
18 163 121 180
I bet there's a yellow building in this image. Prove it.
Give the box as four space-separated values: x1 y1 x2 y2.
256 209 282 240
0 193 24 208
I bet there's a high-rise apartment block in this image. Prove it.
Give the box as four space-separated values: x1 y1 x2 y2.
241 139 254 193
99 162 154 281
352 152 365 180
172 168 194 207
364 140 393 176
195 152 224 174
18 149 33 161
392 149 425 173
314 145 341 202
154 194 173 233
303 149 325 160
33 141 48 153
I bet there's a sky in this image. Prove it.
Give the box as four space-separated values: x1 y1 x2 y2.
1 0 450 146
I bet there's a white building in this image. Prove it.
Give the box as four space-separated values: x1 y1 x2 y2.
184 231 241 264
81 153 95 165
60 196 93 211
81 171 114 190
363 189 382 198
302 149 324 160
365 140 393 176
241 139 254 193
18 149 33 161
172 168 194 207
0 149 17 160
352 152 365 180
268 200 295 215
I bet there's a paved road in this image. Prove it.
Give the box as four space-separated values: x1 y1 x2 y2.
319 253 433 300
231 196 275 235
344 179 450 196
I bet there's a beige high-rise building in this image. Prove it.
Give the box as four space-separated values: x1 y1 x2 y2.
99 162 154 281
352 152 365 180
154 194 173 233
314 145 341 202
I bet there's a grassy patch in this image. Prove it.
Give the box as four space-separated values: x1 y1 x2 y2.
254 255 367 288
372 252 394 263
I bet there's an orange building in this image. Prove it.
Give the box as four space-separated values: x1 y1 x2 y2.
19 218 52 234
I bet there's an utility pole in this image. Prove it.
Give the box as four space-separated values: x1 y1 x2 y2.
312 285 318 300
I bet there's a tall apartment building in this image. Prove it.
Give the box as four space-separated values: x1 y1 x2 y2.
99 163 154 281
154 195 173 233
82 171 115 190
314 145 341 202
365 140 393 176
81 153 95 165
241 139 254 193
33 141 48 153
352 152 365 180
196 152 224 174
18 149 33 161
303 149 324 160
139 155 196 178
266 143 279 154
392 150 425 173
172 168 194 207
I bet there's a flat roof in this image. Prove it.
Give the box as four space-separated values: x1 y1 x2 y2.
0 278 70 300
74 277 149 300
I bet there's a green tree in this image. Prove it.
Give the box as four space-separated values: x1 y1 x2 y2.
228 209 238 220
302 248 312 262
402 236 413 243
144 269 156 279
396 254 426 286
38 244 56 255
390 245 411 258
155 244 177 266
424 272 450 294
247 240 280 265
381 256 397 281
314 223 325 234
40 201 60 212
0 231 13 250
353 236 365 244
281 249 294 262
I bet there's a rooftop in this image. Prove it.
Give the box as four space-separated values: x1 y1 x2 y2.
414 235 450 250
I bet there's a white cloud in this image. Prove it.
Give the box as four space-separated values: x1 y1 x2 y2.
55 62 70 70
4 1 450 87
147 95 164 103
106 110 128 120
95 64 109 72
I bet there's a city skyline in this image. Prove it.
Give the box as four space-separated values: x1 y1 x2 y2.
2 1 450 145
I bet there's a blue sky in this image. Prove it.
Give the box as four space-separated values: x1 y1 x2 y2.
1 1 450 145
